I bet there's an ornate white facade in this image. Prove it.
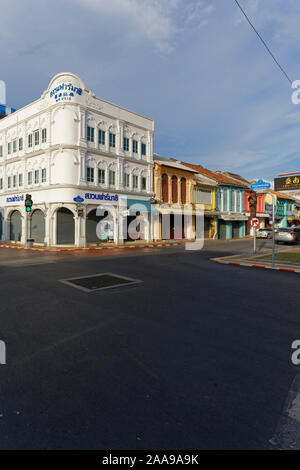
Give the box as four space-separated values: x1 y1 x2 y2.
0 73 154 246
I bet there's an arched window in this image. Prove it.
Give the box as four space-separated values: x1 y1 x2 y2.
162 173 168 203
181 178 186 204
172 176 178 203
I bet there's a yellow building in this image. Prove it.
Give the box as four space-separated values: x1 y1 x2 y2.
173 161 218 239
153 155 197 240
193 173 217 238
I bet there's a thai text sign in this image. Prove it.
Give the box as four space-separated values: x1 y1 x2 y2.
274 175 300 191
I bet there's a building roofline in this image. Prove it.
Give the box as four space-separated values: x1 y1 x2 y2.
0 73 154 129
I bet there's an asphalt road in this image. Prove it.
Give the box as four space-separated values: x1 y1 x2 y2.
0 238 299 449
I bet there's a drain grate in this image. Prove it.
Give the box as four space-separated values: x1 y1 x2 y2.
60 273 142 292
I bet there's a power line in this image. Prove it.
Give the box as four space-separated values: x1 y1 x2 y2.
234 0 293 85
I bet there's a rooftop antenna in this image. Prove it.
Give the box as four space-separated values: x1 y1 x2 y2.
0 80 6 105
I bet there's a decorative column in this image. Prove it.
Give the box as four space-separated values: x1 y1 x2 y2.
52 209 57 245
168 175 172 204
105 128 110 153
44 204 50 246
147 130 153 162
117 120 124 156
74 213 80 247
137 137 142 160
3 208 9 241
116 157 122 190
77 207 87 247
79 150 86 184
21 207 27 244
178 178 181 205
80 110 86 146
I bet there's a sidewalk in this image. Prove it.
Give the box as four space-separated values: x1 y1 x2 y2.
211 252 300 274
0 240 183 253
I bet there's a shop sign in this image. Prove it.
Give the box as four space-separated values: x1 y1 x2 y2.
85 193 118 202
49 82 82 103
73 195 84 203
73 193 119 203
250 179 271 191
264 203 273 213
6 194 24 203
274 175 300 191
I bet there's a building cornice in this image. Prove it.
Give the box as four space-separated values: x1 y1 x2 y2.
0 144 154 167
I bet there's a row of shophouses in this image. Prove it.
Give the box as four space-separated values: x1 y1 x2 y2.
0 71 299 247
152 156 300 241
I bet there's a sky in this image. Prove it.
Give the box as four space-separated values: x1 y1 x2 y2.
1 0 300 181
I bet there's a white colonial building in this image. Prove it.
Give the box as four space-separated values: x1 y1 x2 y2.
0 72 154 246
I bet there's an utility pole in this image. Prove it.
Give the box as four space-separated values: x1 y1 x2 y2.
271 194 276 267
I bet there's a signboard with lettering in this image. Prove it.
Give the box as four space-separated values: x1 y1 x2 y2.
85 192 118 202
73 193 119 203
6 194 24 203
250 179 271 191
49 82 82 103
274 175 300 191
264 203 273 213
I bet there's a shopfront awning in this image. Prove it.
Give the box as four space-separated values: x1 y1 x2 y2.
156 205 196 216
218 214 248 221
125 198 153 214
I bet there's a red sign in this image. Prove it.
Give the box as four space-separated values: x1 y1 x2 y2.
250 217 260 228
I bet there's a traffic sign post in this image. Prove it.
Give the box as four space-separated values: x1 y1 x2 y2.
250 217 260 254
250 217 260 228
24 194 33 248
271 195 275 267
250 180 276 264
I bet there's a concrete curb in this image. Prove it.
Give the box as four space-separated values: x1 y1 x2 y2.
212 256 300 274
0 242 183 253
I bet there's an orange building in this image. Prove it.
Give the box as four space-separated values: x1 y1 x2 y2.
153 155 197 240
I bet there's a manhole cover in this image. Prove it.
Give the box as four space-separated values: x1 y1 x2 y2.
59 273 142 292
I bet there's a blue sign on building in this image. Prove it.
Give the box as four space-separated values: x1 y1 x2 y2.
250 179 271 191
73 195 84 203
73 193 119 202
6 194 24 203
50 83 82 103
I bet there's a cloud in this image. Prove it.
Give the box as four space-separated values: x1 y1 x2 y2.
74 0 215 54
1 0 300 181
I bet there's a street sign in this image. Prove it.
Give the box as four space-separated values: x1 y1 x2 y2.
250 179 271 191
274 175 300 191
250 217 260 228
